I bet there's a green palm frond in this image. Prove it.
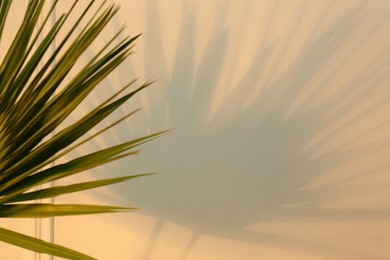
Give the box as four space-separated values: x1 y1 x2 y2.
0 227 95 260
0 0 163 258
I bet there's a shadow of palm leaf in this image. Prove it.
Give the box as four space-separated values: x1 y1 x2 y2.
84 0 390 259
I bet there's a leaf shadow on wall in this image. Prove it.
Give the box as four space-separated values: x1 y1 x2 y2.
88 0 390 259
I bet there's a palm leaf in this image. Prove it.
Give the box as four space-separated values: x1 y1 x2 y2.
0 227 95 260
0 0 163 258
7 173 154 203
0 204 134 218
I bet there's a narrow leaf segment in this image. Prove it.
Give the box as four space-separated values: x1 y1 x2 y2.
0 0 164 258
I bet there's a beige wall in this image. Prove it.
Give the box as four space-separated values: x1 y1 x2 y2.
54 0 390 259
1 0 389 259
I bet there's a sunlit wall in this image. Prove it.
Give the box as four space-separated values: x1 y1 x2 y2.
1 0 389 259
53 0 390 259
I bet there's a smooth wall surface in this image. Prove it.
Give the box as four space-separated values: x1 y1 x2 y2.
1 0 389 259
54 0 390 259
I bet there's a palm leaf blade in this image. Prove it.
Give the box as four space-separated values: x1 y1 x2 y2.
0 204 135 218
0 227 95 260
8 173 154 203
0 0 163 258
0 130 166 202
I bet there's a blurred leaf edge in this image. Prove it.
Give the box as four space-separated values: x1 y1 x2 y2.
0 1 163 259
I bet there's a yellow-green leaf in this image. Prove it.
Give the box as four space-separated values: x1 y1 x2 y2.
0 227 96 260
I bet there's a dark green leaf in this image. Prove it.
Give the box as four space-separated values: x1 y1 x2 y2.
0 204 135 218
8 173 154 203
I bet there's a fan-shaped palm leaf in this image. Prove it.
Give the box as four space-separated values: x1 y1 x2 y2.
0 0 163 258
